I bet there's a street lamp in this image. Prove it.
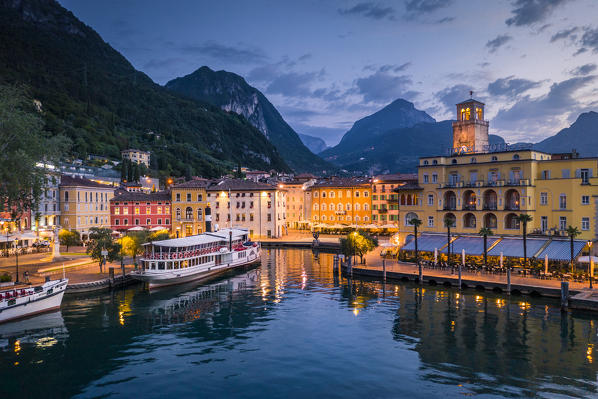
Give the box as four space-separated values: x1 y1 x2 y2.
588 240 594 289
14 237 19 284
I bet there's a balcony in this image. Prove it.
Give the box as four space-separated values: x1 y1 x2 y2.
462 205 476 211
482 204 497 211
443 205 456 211
378 208 388 214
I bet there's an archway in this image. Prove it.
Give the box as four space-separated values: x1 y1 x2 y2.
463 213 476 229
484 213 497 229
463 190 476 210
483 190 497 210
505 189 520 210
505 213 520 230
444 191 456 210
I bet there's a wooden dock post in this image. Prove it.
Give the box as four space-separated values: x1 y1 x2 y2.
458 263 462 290
383 259 386 281
109 267 115 288
507 267 511 295
561 281 569 312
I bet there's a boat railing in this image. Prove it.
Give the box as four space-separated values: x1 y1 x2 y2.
143 246 223 260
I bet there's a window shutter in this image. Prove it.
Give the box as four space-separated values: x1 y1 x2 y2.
575 169 581 178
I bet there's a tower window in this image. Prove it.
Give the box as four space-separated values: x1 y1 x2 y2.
476 107 483 120
465 107 471 121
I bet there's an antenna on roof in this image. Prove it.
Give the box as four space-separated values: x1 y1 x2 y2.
469 90 474 98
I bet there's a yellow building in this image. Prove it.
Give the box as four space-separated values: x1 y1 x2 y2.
171 180 208 237
309 178 372 226
59 175 114 239
282 179 315 229
121 149 150 167
372 174 420 228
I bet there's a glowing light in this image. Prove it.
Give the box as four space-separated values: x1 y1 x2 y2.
588 344 594 363
14 340 20 354
119 311 125 326
36 337 58 349
353 308 359 316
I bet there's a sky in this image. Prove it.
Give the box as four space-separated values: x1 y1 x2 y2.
59 0 598 146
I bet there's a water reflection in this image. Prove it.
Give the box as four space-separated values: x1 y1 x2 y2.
0 249 596 398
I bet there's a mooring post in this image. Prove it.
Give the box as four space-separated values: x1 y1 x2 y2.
458 262 462 290
109 267 115 288
561 281 569 312
383 259 386 281
507 267 511 295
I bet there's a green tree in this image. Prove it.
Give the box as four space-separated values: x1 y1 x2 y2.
444 214 455 267
86 227 121 272
566 225 581 272
516 214 533 269
149 231 170 241
59 229 81 251
478 227 493 267
339 230 378 264
0 85 69 216
120 160 128 182
120 231 149 264
132 162 140 182
127 160 133 182
409 217 423 282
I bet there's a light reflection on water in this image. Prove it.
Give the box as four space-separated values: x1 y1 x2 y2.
0 248 597 398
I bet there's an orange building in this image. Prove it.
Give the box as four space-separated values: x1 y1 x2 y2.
308 178 372 226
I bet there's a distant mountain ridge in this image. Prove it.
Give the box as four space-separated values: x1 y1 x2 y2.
165 66 332 173
534 111 598 156
298 133 328 154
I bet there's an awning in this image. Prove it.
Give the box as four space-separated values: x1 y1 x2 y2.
441 236 501 255
128 226 146 231
488 237 548 258
401 234 448 252
537 239 586 261
577 256 598 263
149 226 167 231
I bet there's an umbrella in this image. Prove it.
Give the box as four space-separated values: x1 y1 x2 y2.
577 256 598 263
149 226 167 231
381 224 398 229
128 226 146 231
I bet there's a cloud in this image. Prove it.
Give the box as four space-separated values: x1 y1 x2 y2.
265 70 325 97
550 26 578 42
180 41 267 64
505 0 571 27
363 63 411 73
404 0 453 16
580 26 598 53
435 84 477 113
570 63 597 76
435 16 455 24
353 69 418 103
493 76 596 134
487 76 542 97
144 58 187 70
338 2 396 20
485 34 513 53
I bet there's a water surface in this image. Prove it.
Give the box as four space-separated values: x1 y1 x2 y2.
1 248 597 398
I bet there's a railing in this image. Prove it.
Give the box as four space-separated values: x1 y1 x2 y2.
482 204 497 210
504 205 520 211
443 205 456 211
462 205 476 211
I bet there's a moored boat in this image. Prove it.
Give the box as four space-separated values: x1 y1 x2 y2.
131 228 261 288
0 279 68 324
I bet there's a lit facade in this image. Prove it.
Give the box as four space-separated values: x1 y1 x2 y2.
282 179 315 228
110 191 171 232
121 149 150 167
170 180 208 238
372 174 420 228
308 178 372 226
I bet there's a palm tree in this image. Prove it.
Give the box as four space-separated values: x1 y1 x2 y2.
516 213 533 270
566 225 581 272
478 227 493 267
410 217 423 283
443 214 454 267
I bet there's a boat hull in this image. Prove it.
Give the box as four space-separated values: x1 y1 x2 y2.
0 280 68 324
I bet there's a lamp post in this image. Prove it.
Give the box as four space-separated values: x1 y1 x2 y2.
14 237 19 284
4 227 9 257
588 240 594 289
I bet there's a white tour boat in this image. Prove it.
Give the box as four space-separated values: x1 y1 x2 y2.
132 228 261 288
0 279 68 324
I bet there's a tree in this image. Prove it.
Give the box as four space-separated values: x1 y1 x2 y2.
516 214 533 269
132 162 140 182
149 231 170 241
0 85 69 216
127 160 134 182
120 231 149 264
339 230 378 264
443 214 455 267
409 217 423 283
86 227 121 272
566 225 581 272
59 229 81 251
120 160 128 182
478 227 493 267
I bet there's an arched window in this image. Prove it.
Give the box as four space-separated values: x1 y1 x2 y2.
423 160 429 165
401 194 406 205
452 159 457 164
355 216 360 222
460 108 466 121
176 208 181 219
484 213 497 229
185 207 193 219
346 203 351 211
355 203 361 211
330 191 335 198
463 213 476 229
513 154 520 160
407 195 413 205
465 107 471 120
330 203 335 211
338 203 343 211
505 213 520 229
443 191 457 210
483 190 497 210
364 203 368 211
322 204 327 211
491 156 498 162
476 107 483 120
197 208 203 220
313 204 319 211
433 160 438 165
405 212 418 226
505 189 520 210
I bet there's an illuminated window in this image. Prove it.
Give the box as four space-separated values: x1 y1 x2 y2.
476 107 482 120
465 107 471 120
135 207 140 214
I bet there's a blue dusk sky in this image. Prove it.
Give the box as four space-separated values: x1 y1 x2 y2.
59 0 598 146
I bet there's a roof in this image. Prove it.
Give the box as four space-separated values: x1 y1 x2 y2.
537 239 586 261
311 177 371 188
245 170 269 174
206 179 278 191
456 98 484 106
172 179 209 189
441 236 501 255
487 237 547 258
122 181 142 187
402 234 448 252
393 182 423 191
374 173 418 183
148 228 248 248
110 190 170 203
121 149 150 154
59 174 113 189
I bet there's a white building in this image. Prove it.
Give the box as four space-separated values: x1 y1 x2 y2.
121 149 150 167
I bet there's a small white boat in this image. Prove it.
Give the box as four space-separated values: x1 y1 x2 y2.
0 279 68 324
131 228 261 288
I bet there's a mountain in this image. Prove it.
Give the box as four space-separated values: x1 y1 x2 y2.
298 134 328 154
321 99 436 161
165 66 332 173
534 112 598 156
326 120 505 174
0 0 289 178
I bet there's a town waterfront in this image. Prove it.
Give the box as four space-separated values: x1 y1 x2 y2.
1 248 598 398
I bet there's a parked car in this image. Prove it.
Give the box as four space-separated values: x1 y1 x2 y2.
33 240 50 247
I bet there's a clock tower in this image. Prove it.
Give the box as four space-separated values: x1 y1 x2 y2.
452 98 489 154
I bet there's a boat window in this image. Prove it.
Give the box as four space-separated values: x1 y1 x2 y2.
158 262 165 270
34 286 43 293
47 289 53 295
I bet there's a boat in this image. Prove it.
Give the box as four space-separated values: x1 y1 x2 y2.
131 228 261 288
0 278 69 324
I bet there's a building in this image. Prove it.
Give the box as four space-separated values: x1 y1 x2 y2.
206 179 287 238
110 190 171 232
34 173 61 237
121 149 150 167
308 177 372 226
245 170 270 182
371 174 419 227
282 179 315 229
400 97 598 242
59 175 115 239
170 180 208 237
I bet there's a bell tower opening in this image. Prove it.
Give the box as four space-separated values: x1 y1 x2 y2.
452 97 489 154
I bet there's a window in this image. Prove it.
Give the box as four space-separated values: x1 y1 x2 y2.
491 156 498 162
330 191 335 198
581 168 590 184
364 191 369 197
135 219 139 225
267 214 272 222
427 216 434 227
364 204 368 211
540 192 547 205
176 193 181 202
197 208 203 220
146 218 151 225
433 160 438 165
513 154 520 160
314 192 318 198
186 193 191 202
560 216 567 231
115 219 120 226
146 207 151 214
135 207 140 215
157 219 162 225
559 194 567 209
541 170 551 179
427 194 434 206
432 174 438 183
176 208 181 219
582 195 590 205
562 169 570 178
355 203 360 211
185 207 193 219
157 206 162 214
197 194 203 202
582 217 590 231
541 216 547 231
471 157 476 163
123 208 129 215
115 207 120 215
423 174 429 183
451 159 457 164
355 191 360 197
423 160 429 165
64 191 69 202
